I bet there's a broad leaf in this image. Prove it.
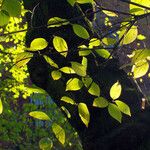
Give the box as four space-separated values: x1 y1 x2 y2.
0 99 3 114
44 55 59 68
95 49 112 59
53 36 68 57
76 0 93 4
108 103 122 123
88 82 100 97
61 96 76 105
78 45 91 56
93 97 108 108
72 24 90 39
0 10 10 26
78 103 90 127
110 81 122 100
82 77 93 88
60 67 75 74
89 38 101 48
51 70 62 80
52 123 65 145
66 78 83 91
29 111 50 120
39 137 53 150
115 100 131 116
103 10 118 17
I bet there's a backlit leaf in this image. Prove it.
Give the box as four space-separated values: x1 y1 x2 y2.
103 10 118 17
82 77 93 88
93 97 108 108
0 99 3 114
39 137 53 150
44 55 59 68
95 49 112 59
53 36 68 57
89 38 101 48
88 82 100 97
108 103 122 123
61 106 71 118
61 96 76 105
76 0 93 4
60 67 75 74
110 81 122 100
66 78 83 91
78 45 91 56
0 10 10 26
78 103 90 127
52 123 65 145
29 111 50 120
115 100 131 116
51 70 62 80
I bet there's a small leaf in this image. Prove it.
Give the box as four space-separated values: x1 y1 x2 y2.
53 36 68 57
93 97 108 108
78 45 91 56
78 103 90 127
72 24 90 39
60 67 75 74
95 49 112 59
0 99 3 114
102 37 116 46
48 17 69 27
89 38 101 48
52 123 65 145
43 55 59 68
103 10 118 17
61 96 76 105
51 70 62 80
67 0 75 6
15 52 33 68
39 137 53 150
108 103 122 123
29 111 50 120
88 82 100 97
110 81 122 100
82 77 93 88
71 62 87 77
30 38 48 51
61 106 71 118
66 78 83 91
0 10 10 26
137 34 146 41
76 0 93 4
115 100 131 116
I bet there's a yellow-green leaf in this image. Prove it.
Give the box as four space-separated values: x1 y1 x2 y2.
71 62 87 77
39 137 53 150
95 49 112 59
103 10 118 17
108 103 122 123
93 97 108 108
82 77 93 88
78 103 90 127
0 10 10 26
61 96 76 105
30 38 48 51
66 78 83 91
76 0 93 4
110 81 122 100
88 82 100 97
0 99 3 114
115 100 131 116
51 70 62 80
137 34 146 41
53 36 68 57
89 38 101 48
61 106 71 118
78 45 91 56
52 123 65 145
29 111 50 120
72 24 90 39
60 67 75 74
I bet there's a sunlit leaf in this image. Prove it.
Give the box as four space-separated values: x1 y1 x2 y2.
103 10 118 17
51 70 62 80
108 103 122 123
29 111 50 120
61 106 71 118
43 55 59 68
102 37 116 46
93 97 108 108
0 10 10 26
66 78 83 91
95 49 112 59
60 67 75 74
89 38 101 48
39 137 53 150
61 96 76 105
0 99 3 114
52 123 65 145
88 82 100 97
78 103 90 127
78 45 91 56
30 38 48 51
137 34 146 41
71 61 87 77
48 17 69 27
82 77 93 88
72 24 90 39
76 0 93 4
25 86 47 95
2 0 21 17
53 36 68 57
110 81 122 100
115 100 131 116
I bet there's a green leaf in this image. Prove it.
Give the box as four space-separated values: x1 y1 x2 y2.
53 36 68 57
29 111 50 120
119 25 138 45
95 49 112 59
30 38 48 51
72 24 90 39
137 34 146 41
61 96 76 105
88 82 100 97
15 52 33 68
67 0 75 6
78 45 91 56
71 61 87 77
78 103 90 127
66 78 83 91
52 123 65 145
2 0 21 17
102 37 116 46
0 10 10 26
61 106 71 118
0 99 3 114
48 17 69 27
39 137 53 150
115 100 131 116
108 103 122 123
43 55 59 68
25 86 47 95
132 60 149 78
110 81 122 100
93 97 108 108
51 70 62 80
89 38 101 48
60 67 75 74
82 77 93 88
76 0 93 4
103 10 118 17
